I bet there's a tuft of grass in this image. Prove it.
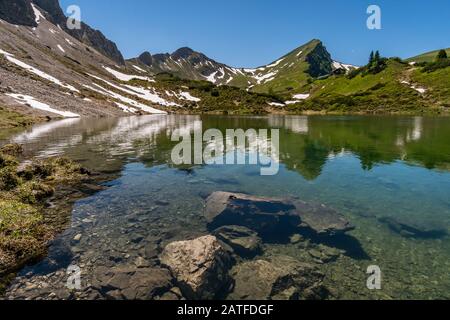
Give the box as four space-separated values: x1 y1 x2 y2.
0 106 36 129
0 145 91 277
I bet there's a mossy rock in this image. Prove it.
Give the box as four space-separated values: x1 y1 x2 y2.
0 166 20 191
16 181 55 205
0 144 23 157
0 153 18 169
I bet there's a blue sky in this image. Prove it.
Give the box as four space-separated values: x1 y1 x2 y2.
59 0 450 67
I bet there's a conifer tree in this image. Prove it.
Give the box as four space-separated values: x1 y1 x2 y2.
437 49 448 60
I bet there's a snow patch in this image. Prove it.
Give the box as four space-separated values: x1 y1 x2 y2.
83 83 167 114
292 93 310 100
133 65 146 72
0 48 79 93
115 102 138 113
268 102 285 107
65 38 75 46
6 93 80 118
332 61 357 71
254 71 278 84
103 66 154 82
266 57 285 69
57 45 65 53
31 3 45 25
178 91 201 102
412 86 427 94
205 71 218 83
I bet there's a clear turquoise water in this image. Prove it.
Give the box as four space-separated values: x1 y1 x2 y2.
2 115 449 299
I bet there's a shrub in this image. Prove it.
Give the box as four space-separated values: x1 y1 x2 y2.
0 167 20 191
0 144 23 157
16 181 54 205
422 59 450 73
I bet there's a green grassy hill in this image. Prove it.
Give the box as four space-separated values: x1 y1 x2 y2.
286 58 450 114
234 40 334 94
407 48 450 63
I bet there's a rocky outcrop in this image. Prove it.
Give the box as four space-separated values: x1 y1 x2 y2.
229 255 328 300
33 0 125 65
306 40 333 78
32 0 65 24
138 51 153 66
0 0 36 27
204 192 353 236
213 225 262 257
91 265 173 300
160 235 233 300
0 0 125 65
68 23 125 65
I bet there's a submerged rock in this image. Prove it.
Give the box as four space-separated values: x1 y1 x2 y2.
160 235 233 300
378 216 448 239
91 265 172 300
204 192 353 236
229 255 328 300
213 225 262 257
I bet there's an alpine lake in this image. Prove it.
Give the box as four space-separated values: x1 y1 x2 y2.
1 114 449 300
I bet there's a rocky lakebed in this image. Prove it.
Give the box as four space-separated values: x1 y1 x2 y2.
3 191 357 300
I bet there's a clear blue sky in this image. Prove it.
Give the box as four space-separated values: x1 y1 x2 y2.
59 0 450 67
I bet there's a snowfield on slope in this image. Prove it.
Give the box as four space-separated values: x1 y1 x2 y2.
6 93 80 118
178 91 201 102
0 48 80 93
103 66 154 82
83 83 167 114
31 3 45 25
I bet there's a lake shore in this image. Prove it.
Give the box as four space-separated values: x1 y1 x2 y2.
0 144 118 293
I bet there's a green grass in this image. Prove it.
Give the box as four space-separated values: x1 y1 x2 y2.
0 106 36 129
248 40 325 95
0 145 90 278
407 48 450 63
412 65 450 107
287 59 449 114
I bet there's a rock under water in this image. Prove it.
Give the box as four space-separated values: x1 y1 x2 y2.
204 192 354 236
213 225 263 257
229 255 328 300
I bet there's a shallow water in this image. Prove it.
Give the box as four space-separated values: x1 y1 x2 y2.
1 115 450 299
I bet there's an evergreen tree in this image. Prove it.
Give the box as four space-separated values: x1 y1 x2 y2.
437 49 448 60
369 51 374 65
374 51 381 63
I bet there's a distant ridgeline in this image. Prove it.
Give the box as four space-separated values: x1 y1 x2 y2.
0 0 449 115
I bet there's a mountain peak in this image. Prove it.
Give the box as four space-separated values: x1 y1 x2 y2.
138 51 153 66
171 47 196 60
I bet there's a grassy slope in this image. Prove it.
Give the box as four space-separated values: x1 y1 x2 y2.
407 48 450 63
0 105 36 129
250 40 321 94
0 146 90 287
411 66 450 106
288 60 450 114
131 74 277 115
223 40 323 96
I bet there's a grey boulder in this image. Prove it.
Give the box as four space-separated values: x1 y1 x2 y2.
160 235 233 300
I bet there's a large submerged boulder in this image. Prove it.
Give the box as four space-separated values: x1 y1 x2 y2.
213 225 262 257
229 255 328 300
91 266 173 300
204 192 353 236
160 235 233 300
